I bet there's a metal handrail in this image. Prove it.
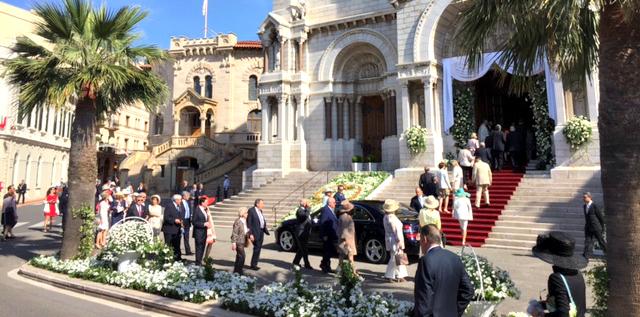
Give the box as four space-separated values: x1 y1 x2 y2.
271 170 329 225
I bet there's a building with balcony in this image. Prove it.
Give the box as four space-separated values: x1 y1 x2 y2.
119 33 264 194
0 2 73 198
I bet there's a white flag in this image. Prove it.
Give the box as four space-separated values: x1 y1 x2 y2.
202 0 208 16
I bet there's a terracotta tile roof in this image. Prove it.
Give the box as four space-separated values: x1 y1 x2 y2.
234 41 262 49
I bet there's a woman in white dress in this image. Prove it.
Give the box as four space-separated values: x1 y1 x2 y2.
452 188 473 246
96 191 111 249
147 195 163 238
382 199 408 283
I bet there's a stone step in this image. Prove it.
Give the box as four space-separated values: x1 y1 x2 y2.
494 220 583 231
499 214 585 224
491 225 583 236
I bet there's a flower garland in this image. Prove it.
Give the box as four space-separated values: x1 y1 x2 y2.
104 220 153 256
563 116 592 150
451 88 475 149
529 79 555 169
404 126 428 155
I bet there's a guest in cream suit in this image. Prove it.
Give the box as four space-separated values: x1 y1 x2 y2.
472 157 492 208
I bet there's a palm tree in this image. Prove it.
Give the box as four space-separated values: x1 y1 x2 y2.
3 0 168 259
455 1 639 314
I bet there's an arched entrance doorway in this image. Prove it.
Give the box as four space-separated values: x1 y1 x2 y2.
175 156 199 186
205 109 214 137
179 106 201 136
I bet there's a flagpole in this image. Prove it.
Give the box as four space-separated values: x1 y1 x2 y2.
203 0 208 38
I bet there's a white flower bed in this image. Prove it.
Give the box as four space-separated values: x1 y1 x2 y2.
30 256 254 303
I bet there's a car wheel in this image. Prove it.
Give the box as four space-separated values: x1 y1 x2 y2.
364 238 387 264
278 230 295 252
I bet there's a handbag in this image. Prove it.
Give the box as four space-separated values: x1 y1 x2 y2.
395 251 409 266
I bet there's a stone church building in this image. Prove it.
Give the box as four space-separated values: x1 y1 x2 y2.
253 0 601 185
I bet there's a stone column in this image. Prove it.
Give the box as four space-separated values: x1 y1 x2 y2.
288 96 296 141
331 96 338 141
200 115 207 137
585 72 600 122
422 76 437 134
260 97 269 143
173 118 179 137
400 81 410 133
355 98 363 141
297 97 306 142
278 95 287 142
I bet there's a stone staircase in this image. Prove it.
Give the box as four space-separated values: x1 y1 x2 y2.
484 172 602 250
209 171 341 228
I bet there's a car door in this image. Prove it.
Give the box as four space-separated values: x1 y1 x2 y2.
352 205 375 247
308 210 323 249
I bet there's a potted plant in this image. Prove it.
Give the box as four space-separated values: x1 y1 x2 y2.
104 219 154 272
365 154 378 171
351 155 363 172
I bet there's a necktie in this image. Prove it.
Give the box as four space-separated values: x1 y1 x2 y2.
138 205 142 217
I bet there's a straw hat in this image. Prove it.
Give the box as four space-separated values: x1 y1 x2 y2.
339 200 355 214
423 195 439 209
382 199 400 214
150 194 161 202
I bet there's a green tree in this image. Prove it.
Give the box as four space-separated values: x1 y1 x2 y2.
455 1 639 314
3 0 168 259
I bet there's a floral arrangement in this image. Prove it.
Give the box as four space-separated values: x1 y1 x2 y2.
404 126 428 155
279 171 390 222
352 155 363 163
587 264 608 317
528 79 555 169
563 116 592 150
104 220 154 256
451 88 475 149
461 254 520 302
30 255 255 304
221 262 412 317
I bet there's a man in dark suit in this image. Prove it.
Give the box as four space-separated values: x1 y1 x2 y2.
181 191 194 256
475 142 492 164
414 225 474 317
126 194 148 218
292 199 313 269
247 198 269 270
418 167 431 195
333 185 346 205
319 197 339 274
582 192 606 258
191 196 211 265
17 180 27 204
490 124 505 170
176 180 189 195
162 194 185 261
410 187 426 212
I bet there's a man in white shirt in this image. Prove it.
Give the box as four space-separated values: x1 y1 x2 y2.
247 199 270 270
182 191 193 256
478 120 490 144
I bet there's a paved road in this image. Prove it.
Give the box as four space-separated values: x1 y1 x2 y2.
0 203 167 317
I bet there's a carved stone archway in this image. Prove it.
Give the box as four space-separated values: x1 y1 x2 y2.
172 88 217 137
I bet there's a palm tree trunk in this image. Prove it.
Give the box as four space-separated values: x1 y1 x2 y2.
60 98 97 259
599 4 640 315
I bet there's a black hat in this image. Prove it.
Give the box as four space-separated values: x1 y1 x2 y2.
532 232 588 270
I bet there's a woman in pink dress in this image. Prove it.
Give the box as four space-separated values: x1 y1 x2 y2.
43 187 58 232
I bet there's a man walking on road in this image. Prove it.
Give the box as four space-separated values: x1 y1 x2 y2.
292 199 313 269
582 192 606 259
319 197 338 274
17 180 27 205
223 175 231 199
163 194 185 262
247 199 269 270
181 191 194 256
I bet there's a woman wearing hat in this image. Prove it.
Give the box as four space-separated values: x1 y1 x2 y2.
110 192 127 227
337 200 358 275
383 199 408 283
147 195 163 237
419 195 442 230
322 187 334 207
530 232 587 317
452 188 473 246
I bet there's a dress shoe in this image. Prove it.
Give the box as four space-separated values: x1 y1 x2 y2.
304 265 315 271
249 266 261 271
185 252 194 256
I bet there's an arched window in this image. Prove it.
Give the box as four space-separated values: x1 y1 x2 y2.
154 114 164 135
248 75 258 101
12 153 19 185
247 110 262 133
36 156 42 187
204 75 213 98
193 76 201 95
51 157 57 186
24 154 31 186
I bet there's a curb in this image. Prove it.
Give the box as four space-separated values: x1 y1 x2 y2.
17 264 251 317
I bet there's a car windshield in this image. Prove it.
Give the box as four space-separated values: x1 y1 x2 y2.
396 208 417 216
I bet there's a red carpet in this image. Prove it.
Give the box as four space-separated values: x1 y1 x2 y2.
441 169 524 247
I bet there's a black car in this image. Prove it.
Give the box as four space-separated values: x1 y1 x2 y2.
275 200 421 264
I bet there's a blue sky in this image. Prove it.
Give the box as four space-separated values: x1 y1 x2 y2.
5 0 272 48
